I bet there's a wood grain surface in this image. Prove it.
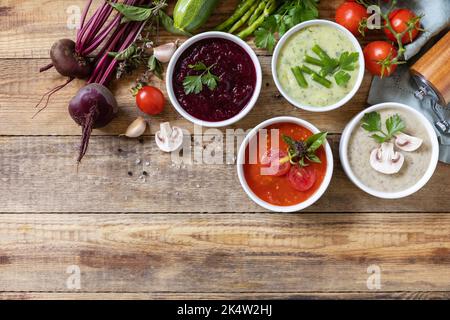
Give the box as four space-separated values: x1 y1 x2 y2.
0 0 449 300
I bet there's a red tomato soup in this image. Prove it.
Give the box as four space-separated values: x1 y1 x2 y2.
243 122 328 207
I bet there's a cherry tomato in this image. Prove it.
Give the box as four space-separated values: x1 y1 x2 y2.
363 41 398 77
136 86 165 115
288 166 317 192
384 9 420 44
335 2 368 36
261 149 291 177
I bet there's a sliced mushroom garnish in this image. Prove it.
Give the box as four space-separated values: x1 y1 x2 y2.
155 122 183 153
394 132 423 152
369 142 404 174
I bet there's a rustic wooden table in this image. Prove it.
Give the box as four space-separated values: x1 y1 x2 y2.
0 0 449 300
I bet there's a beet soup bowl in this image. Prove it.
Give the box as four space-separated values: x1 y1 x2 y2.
237 116 334 213
166 31 262 127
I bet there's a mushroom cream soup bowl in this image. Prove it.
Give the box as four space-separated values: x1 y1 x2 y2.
272 19 365 112
166 31 262 128
340 102 439 199
237 116 334 212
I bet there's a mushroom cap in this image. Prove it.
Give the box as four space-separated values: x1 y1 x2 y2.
370 142 404 175
155 122 184 153
394 132 423 152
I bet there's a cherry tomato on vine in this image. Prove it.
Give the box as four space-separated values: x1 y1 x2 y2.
288 166 317 192
363 41 398 77
335 2 368 36
261 149 291 177
384 8 421 44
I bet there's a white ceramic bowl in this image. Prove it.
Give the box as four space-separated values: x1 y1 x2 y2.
340 102 439 199
166 31 262 127
272 19 365 112
237 116 334 212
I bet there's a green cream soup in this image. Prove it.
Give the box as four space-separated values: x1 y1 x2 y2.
277 25 359 107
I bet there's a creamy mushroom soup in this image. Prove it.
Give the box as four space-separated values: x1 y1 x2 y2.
347 108 431 193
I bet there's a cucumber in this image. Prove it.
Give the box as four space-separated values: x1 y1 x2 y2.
174 0 220 33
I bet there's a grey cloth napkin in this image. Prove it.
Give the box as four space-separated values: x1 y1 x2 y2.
368 0 450 163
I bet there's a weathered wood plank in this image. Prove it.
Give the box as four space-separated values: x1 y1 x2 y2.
2 292 450 300
0 213 449 292
0 136 448 213
0 58 372 135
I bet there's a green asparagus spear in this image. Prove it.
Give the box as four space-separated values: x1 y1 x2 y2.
312 45 332 62
312 73 332 88
291 67 308 88
237 0 277 39
228 1 259 34
248 0 267 26
304 55 324 67
299 65 316 75
215 0 258 31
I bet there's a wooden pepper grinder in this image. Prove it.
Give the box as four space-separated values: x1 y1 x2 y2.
410 31 450 133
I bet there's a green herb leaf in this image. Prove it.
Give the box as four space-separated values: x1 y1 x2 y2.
202 72 220 91
371 134 387 144
188 62 207 71
183 75 203 95
109 44 137 61
282 135 297 150
361 112 406 143
148 55 163 80
334 70 351 87
109 2 153 23
306 132 328 152
361 112 382 132
253 0 319 51
159 11 192 36
306 153 322 164
386 114 406 137
339 52 359 71
183 62 220 94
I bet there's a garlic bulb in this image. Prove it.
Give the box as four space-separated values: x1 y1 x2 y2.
153 43 178 64
121 117 147 138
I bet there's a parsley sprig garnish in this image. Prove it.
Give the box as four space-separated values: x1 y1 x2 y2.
254 0 319 52
282 132 328 167
183 62 220 95
361 111 406 143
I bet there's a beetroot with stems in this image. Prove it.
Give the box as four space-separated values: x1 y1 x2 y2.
49 39 92 79
35 0 145 113
35 0 160 163
69 84 118 163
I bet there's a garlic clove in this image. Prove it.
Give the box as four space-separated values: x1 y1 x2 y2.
153 42 178 64
120 117 147 138
155 122 184 153
394 132 423 152
369 142 404 174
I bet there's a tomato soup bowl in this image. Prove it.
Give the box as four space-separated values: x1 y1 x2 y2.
237 117 334 212
166 31 262 127
272 20 365 112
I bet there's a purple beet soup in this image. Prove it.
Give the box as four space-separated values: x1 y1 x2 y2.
173 38 257 122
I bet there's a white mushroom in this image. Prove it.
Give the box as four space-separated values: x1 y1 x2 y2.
369 142 404 174
394 132 423 152
153 42 178 64
120 117 147 138
155 122 183 153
